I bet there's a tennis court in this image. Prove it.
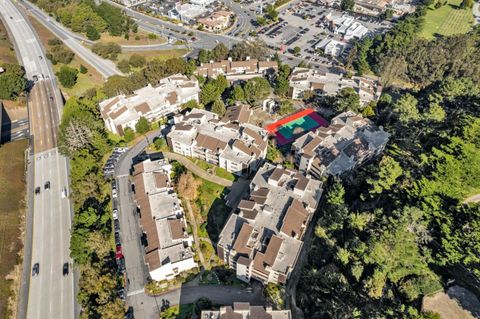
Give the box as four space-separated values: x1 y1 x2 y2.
266 109 328 146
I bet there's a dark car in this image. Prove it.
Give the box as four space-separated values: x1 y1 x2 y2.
63 262 69 276
44 181 50 190
35 187 41 195
125 307 134 319
114 219 120 233
118 288 126 300
117 257 126 272
32 263 39 277
115 232 121 245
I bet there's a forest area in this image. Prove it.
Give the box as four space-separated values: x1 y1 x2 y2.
297 6 480 319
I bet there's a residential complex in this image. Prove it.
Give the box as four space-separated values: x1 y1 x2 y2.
288 67 382 105
132 158 197 281
195 58 278 81
323 11 369 40
292 111 390 178
315 38 349 58
198 10 233 32
167 108 268 176
201 303 292 319
99 74 200 135
217 163 323 285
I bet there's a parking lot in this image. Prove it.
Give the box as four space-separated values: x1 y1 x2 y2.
253 2 392 63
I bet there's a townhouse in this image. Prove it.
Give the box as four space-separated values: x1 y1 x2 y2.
99 74 200 135
166 108 268 176
292 111 390 178
195 58 278 82
217 163 323 285
201 302 292 319
288 67 382 105
132 158 197 281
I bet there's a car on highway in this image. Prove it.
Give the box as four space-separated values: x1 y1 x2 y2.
61 187 67 198
35 187 40 195
32 263 40 277
44 181 50 190
63 262 69 276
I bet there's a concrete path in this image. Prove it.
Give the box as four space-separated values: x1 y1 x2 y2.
464 194 480 203
163 152 233 187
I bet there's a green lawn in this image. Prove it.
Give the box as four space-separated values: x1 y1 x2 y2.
420 0 474 39
0 140 28 319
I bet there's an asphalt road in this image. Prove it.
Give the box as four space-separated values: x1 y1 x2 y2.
0 1 75 319
21 0 122 78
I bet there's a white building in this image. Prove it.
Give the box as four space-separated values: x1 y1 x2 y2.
288 67 382 105
315 38 349 58
168 3 206 23
324 11 369 40
167 108 268 176
217 163 323 285
99 74 200 135
202 303 292 319
132 159 198 282
292 112 390 178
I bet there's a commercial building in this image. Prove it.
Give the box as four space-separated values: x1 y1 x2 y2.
201 303 292 319
292 111 389 178
314 38 349 58
99 74 200 135
167 108 268 176
198 10 233 32
132 158 197 281
168 3 206 23
323 11 369 40
195 58 278 82
217 163 323 285
288 67 382 105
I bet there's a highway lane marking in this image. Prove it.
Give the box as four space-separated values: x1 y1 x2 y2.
127 289 146 297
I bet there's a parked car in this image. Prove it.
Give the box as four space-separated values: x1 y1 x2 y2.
117 256 126 272
115 245 123 260
113 209 118 220
125 307 134 319
32 263 40 277
115 232 121 246
118 288 126 300
112 189 118 198
114 219 120 233
62 262 69 276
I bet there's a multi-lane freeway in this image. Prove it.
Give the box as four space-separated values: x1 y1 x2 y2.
0 1 75 319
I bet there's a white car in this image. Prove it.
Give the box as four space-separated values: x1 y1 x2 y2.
113 209 118 220
61 188 67 198
112 189 118 198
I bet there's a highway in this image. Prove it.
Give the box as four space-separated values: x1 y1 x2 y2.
0 1 75 319
20 0 122 78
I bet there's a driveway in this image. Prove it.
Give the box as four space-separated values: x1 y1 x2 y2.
127 285 265 319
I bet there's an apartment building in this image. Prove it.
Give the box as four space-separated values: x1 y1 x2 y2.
198 10 233 32
99 74 200 135
132 158 197 281
201 303 292 319
167 108 268 176
288 67 382 105
315 38 349 58
292 111 390 178
217 163 323 285
323 11 369 40
195 58 278 81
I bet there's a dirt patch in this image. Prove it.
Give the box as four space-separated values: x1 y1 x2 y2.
0 19 17 64
2 100 27 123
0 139 28 319
422 286 480 319
100 29 166 46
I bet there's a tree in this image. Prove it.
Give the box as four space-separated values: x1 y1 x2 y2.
230 41 268 61
257 16 268 26
393 93 420 123
0 67 27 100
325 180 345 207
266 141 283 163
424 102 445 122
230 85 245 103
198 49 212 64
366 156 402 194
79 64 88 74
47 44 75 64
86 25 100 41
274 77 290 97
123 127 135 142
211 99 226 116
460 0 473 8
361 101 376 118
266 5 279 21
212 43 229 61
200 81 221 105
117 59 131 73
278 100 295 115
129 54 146 68
135 116 150 134
153 137 166 150
56 65 78 88
244 77 271 105
335 87 360 113
92 42 121 60
293 46 301 56
181 99 200 110
341 0 355 10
